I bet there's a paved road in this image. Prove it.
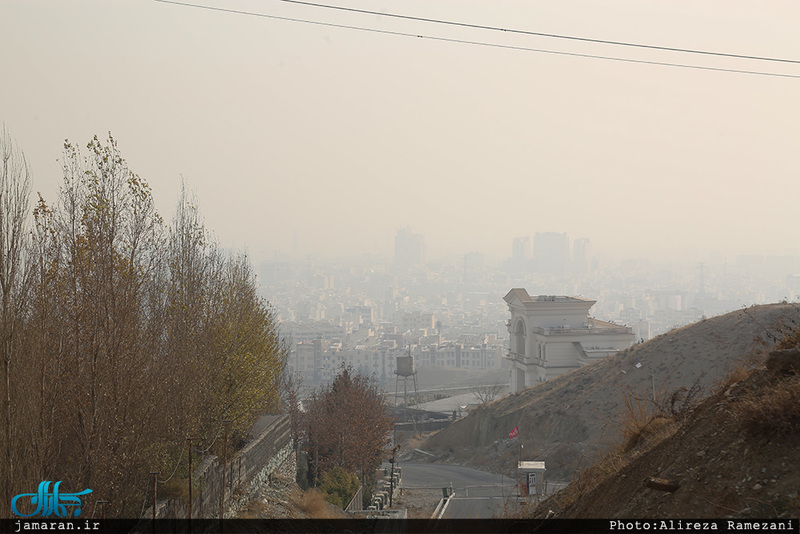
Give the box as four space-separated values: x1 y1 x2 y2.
441 495 509 519
396 462 511 489
391 462 515 519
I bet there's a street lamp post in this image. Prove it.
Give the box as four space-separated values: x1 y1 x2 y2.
388 445 399 508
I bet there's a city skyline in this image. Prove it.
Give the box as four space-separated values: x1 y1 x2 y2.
2 0 800 266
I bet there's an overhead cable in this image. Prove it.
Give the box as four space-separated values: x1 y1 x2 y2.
274 0 800 66
154 0 800 80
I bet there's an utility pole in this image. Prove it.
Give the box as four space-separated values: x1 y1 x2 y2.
96 500 109 521
652 374 656 402
187 437 193 534
220 420 231 520
388 445 399 508
518 443 523 497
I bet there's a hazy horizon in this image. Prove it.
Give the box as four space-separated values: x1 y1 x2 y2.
3 0 800 267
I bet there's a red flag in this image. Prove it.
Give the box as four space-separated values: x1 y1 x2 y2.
508 426 519 439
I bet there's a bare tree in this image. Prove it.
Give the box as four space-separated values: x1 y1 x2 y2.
471 380 506 405
0 125 32 514
45 134 167 513
304 365 393 487
0 133 289 517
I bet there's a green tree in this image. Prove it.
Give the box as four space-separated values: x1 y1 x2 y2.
318 466 360 509
203 251 287 439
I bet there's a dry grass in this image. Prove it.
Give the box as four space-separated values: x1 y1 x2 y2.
716 326 800 440
534 452 620 515
536 386 681 516
294 488 344 519
238 496 268 519
716 363 752 392
614 385 681 453
735 375 800 438
295 489 329 517
775 318 800 350
623 416 676 453
617 388 651 452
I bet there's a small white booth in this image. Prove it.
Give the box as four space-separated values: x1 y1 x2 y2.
518 461 546 496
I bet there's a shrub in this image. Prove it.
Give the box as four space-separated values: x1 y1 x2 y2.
735 375 800 438
318 466 360 509
296 489 331 518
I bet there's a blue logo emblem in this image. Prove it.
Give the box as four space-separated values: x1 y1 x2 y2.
11 481 93 517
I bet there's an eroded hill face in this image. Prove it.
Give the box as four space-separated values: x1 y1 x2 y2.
536 347 800 518
419 304 800 483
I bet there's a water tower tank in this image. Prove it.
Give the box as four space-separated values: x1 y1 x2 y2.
395 355 415 377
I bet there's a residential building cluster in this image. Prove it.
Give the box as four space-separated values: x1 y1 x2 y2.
260 229 800 390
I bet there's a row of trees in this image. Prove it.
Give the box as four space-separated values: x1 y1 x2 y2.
0 130 287 517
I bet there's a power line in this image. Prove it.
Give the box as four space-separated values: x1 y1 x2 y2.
154 0 800 80
157 440 188 484
274 0 800 66
195 423 224 454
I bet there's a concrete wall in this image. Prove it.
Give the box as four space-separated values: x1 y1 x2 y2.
543 342 577 368
155 414 293 519
394 418 452 434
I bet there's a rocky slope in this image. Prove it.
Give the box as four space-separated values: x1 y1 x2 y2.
529 346 800 518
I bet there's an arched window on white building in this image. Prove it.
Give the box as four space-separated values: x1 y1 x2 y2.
514 319 526 359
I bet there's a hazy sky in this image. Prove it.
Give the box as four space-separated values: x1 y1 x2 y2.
2 0 799 265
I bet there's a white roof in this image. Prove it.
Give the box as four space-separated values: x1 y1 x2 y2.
518 461 546 470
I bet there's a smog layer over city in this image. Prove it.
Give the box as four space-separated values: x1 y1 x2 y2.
2 0 800 526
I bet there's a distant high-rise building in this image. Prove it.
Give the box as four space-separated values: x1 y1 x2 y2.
512 236 532 262
571 238 592 274
394 227 425 267
533 232 568 273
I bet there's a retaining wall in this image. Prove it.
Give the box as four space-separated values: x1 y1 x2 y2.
155 414 293 519
394 418 452 434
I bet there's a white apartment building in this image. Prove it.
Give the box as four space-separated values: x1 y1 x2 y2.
504 288 635 392
281 320 352 343
417 340 502 370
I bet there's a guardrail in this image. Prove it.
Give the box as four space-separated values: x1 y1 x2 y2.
505 351 525 363
464 484 505 497
345 485 363 512
431 490 454 519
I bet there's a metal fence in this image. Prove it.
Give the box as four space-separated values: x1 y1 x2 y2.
345 485 364 512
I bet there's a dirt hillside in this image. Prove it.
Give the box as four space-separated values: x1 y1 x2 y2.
418 303 800 482
529 344 800 518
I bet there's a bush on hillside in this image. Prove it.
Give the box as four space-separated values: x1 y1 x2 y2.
318 467 360 509
736 375 800 438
